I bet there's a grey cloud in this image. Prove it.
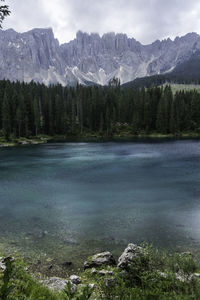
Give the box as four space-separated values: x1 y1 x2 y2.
4 0 51 32
3 0 200 44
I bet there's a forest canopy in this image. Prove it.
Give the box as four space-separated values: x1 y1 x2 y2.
0 80 200 140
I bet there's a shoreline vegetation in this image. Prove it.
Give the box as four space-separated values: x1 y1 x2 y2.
1 243 200 299
1 132 200 147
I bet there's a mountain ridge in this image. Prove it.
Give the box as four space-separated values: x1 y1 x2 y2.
1 28 200 86
122 50 200 88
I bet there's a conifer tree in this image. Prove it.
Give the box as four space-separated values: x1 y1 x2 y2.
2 91 11 140
0 0 10 28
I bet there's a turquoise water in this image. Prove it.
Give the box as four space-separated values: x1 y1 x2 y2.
0 140 200 271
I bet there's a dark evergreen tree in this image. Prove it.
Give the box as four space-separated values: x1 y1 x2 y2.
0 0 10 28
2 91 11 140
0 79 199 139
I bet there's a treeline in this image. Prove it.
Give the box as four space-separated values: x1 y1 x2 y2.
0 79 200 140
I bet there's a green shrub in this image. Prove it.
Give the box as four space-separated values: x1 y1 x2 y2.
95 245 200 300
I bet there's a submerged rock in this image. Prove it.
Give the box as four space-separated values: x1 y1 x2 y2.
117 243 144 269
62 261 73 268
27 229 48 239
62 236 77 245
84 251 116 269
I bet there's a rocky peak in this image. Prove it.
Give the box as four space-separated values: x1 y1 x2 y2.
1 28 200 86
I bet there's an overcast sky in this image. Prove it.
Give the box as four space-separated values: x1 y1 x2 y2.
3 0 200 44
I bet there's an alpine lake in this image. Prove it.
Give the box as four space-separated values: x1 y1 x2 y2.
1 139 200 275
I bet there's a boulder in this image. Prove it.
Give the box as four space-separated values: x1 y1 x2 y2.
84 251 116 269
62 261 73 268
70 275 81 285
21 141 29 145
193 273 200 278
159 271 200 282
99 269 114 276
0 259 6 271
105 277 116 287
91 267 97 275
117 243 144 269
0 256 15 272
40 277 76 292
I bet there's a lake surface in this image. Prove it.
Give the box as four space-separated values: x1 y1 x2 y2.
0 140 200 271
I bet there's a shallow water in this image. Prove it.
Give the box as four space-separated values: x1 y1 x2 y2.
0 140 200 270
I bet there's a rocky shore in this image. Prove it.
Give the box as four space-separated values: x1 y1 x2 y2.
38 244 200 292
1 243 200 299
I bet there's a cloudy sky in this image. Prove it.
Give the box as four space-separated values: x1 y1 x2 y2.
3 0 200 44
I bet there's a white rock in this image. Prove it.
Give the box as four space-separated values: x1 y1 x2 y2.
84 251 116 269
118 243 144 269
91 267 97 274
39 277 75 292
0 261 6 271
70 275 81 285
99 269 114 276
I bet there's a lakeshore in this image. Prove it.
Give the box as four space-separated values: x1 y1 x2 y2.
1 243 200 299
1 132 200 147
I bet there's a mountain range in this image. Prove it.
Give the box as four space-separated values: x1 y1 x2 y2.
1 28 200 86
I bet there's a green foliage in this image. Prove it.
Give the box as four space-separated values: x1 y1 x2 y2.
64 281 74 299
0 80 200 142
1 246 200 299
93 245 200 299
0 0 10 28
0 258 62 300
64 281 92 300
0 257 14 300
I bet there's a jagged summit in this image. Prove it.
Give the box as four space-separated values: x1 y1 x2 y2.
0 28 200 86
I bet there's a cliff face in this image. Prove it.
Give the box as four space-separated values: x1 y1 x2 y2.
1 28 200 86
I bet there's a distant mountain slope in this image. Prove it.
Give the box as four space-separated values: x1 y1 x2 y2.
123 50 200 88
1 28 200 86
172 50 200 78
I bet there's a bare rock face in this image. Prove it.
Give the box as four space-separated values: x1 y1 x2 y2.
1 28 200 86
117 243 144 269
84 251 116 269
